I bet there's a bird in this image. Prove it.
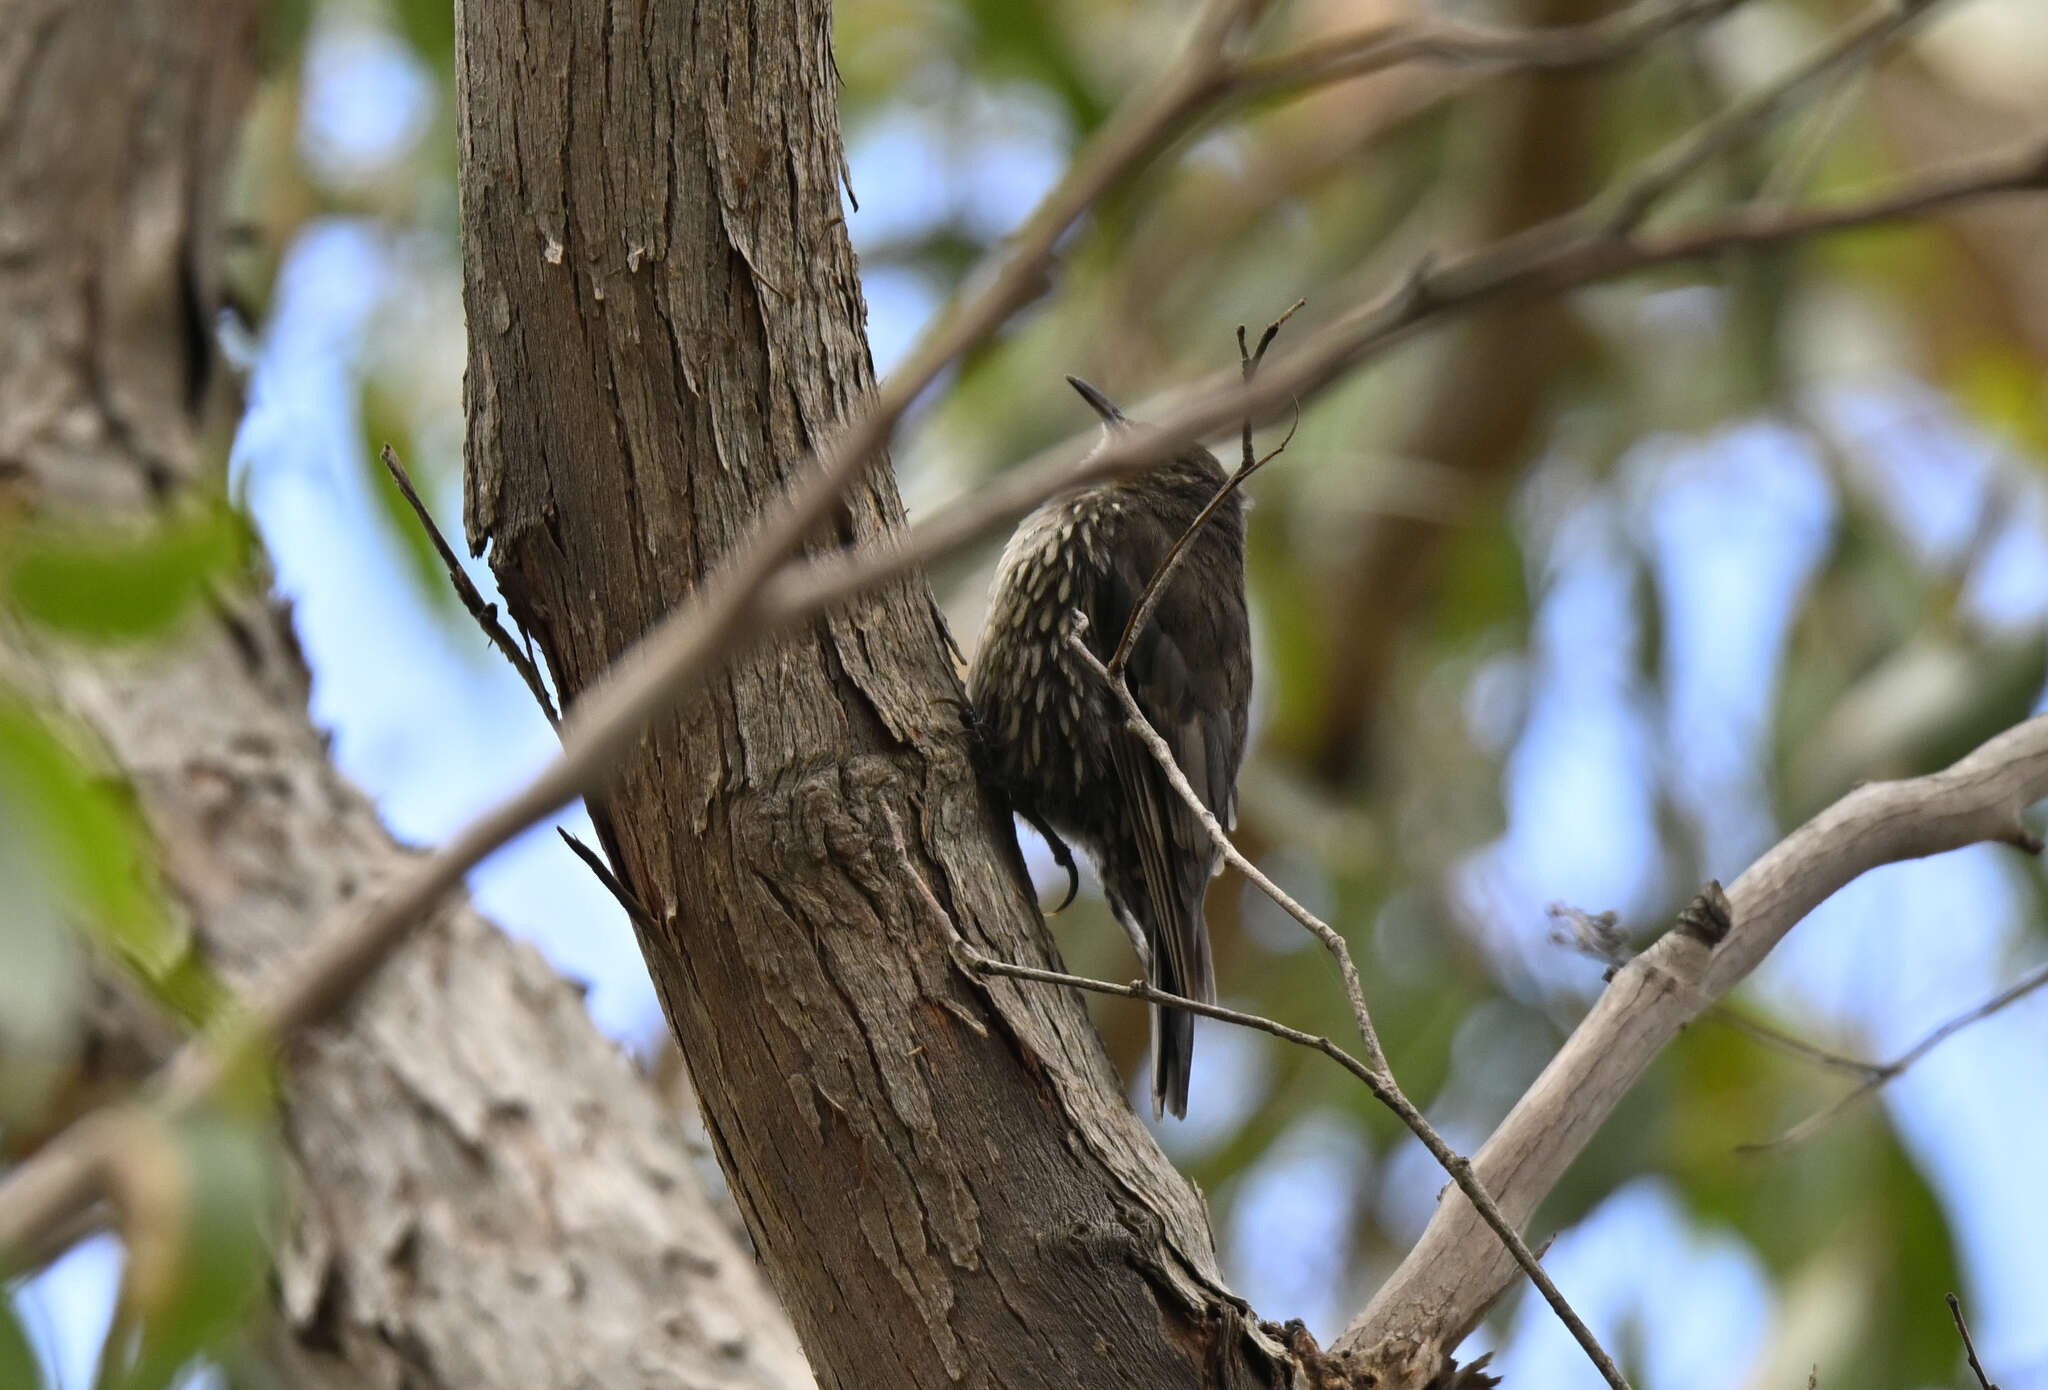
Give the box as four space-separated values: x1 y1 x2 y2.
967 375 1251 1119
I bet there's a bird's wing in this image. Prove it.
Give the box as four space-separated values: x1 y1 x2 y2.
1087 532 1245 1008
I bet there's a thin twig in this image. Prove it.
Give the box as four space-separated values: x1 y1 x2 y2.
557 828 658 932
1948 1294 2002 1390
962 945 1378 1083
2 96 2042 1296
1742 959 2048 1152
1068 629 1388 1075
1106 299 1302 680
380 445 560 727
1603 0 1948 232
1548 901 1886 1079
1068 630 1632 1390
1710 1008 1884 1081
1230 0 1748 102
959 940 1631 1390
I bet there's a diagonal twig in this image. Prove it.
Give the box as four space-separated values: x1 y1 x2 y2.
1064 628 1630 1390
380 445 560 727
1949 1293 1998 1390
1948 1293 2002 1390
1603 0 1949 233
1710 1008 1886 1081
1106 299 1303 680
1070 625 1388 1076
557 828 658 933
1 19 2041 1297
1742 959 2048 1152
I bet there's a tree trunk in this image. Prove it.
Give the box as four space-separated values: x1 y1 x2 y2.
0 3 808 1386
458 2 1293 1385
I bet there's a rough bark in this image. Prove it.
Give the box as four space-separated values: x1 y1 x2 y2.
458 2 1298 1386
0 3 809 1387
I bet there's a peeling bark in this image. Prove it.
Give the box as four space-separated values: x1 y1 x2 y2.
0 2 808 1386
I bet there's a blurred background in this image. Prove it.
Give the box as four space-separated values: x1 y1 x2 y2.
13 0 2048 1385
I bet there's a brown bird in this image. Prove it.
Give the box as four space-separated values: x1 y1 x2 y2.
968 376 1250 1118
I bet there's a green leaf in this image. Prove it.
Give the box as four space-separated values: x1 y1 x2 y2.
103 1109 278 1390
3 505 246 645
0 692 224 1027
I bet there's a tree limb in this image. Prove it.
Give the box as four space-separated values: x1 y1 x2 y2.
1340 716 2048 1381
4 113 2042 1279
1742 956 2048 1152
1065 631 1630 1390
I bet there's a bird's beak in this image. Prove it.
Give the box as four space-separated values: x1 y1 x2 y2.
1065 375 1127 426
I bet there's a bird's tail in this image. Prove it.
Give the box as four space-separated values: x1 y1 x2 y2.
1149 902 1215 1120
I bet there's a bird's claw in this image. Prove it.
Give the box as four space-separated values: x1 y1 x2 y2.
1022 809 1081 914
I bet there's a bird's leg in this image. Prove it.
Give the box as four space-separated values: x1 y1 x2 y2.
960 697 1082 915
1108 900 1153 980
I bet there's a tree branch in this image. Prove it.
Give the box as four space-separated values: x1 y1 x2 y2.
1948 1293 2002 1390
1340 717 2048 1379
1106 299 1302 681
1231 0 1747 101
1743 957 2048 1151
1 10 2038 1285
379 444 560 726
1064 629 1629 1390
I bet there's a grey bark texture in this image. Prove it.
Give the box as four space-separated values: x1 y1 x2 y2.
0 3 810 1387
458 2 1304 1385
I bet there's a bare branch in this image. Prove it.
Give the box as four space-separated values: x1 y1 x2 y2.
1062 628 1629 1390
557 828 658 933
380 445 560 726
1343 717 2048 1377
1709 1008 1885 1082
1230 0 1749 103
1 13 2039 1277
1948 1293 2003 1390
1106 299 1302 681
1069 626 1388 1076
959 944 1383 1087
958 941 1630 1390
1743 957 2048 1152
1605 0 1948 231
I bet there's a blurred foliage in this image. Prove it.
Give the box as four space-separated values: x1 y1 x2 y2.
0 431 252 1384
101 1109 279 1390
3 506 247 647
0 1299 37 1390
17 0 2048 1386
0 697 226 1030
359 379 459 611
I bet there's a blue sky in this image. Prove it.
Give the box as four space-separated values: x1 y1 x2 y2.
18 11 2048 1387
